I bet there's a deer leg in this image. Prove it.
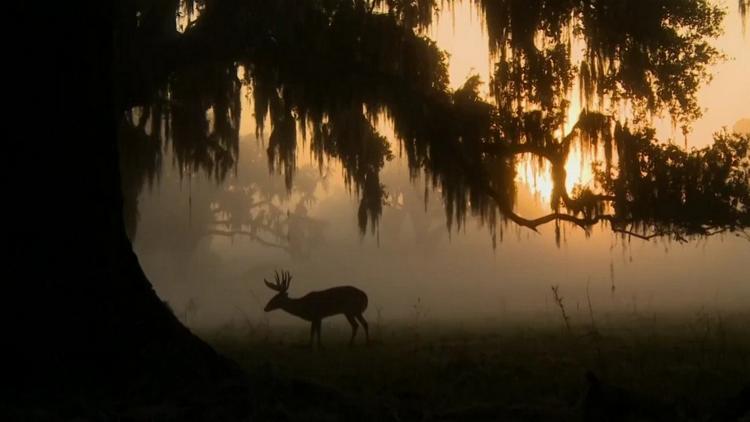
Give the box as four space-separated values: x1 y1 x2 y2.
355 314 369 344
345 314 359 347
309 321 316 348
313 319 322 348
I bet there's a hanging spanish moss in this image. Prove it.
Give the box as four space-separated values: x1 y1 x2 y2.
117 0 749 244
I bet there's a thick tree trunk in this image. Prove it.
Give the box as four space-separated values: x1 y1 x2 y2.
4 3 252 418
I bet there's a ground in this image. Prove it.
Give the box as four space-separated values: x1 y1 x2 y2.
205 311 750 421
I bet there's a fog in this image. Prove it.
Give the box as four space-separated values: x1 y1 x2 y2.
133 128 750 331
132 2 750 331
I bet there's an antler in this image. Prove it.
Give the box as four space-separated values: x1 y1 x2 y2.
264 269 293 292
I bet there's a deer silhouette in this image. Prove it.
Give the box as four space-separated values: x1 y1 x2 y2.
263 270 369 347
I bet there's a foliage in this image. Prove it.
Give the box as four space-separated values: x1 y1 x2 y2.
116 0 750 243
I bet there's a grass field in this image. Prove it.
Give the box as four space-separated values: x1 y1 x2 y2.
201 310 750 421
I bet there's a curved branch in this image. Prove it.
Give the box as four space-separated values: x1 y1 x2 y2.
502 209 614 232
611 228 687 243
206 229 288 250
483 139 616 211
482 142 561 163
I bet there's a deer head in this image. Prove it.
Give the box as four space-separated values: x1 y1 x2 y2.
263 270 292 311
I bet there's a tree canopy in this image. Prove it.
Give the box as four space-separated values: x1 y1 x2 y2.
117 0 750 243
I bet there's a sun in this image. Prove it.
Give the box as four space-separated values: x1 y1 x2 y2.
515 141 597 209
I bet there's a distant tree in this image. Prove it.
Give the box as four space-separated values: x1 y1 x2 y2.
736 119 750 135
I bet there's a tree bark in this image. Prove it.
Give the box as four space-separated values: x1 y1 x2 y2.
5 3 251 417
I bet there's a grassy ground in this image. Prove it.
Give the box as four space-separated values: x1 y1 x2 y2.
202 310 750 421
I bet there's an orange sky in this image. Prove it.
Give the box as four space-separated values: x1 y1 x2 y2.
428 0 750 147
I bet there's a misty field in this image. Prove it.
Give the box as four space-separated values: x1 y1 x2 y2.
201 310 750 421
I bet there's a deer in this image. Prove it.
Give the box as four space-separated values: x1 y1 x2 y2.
263 270 369 347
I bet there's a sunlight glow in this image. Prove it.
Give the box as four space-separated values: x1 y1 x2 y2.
515 142 596 209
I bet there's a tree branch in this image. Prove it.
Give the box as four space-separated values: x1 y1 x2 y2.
206 229 288 250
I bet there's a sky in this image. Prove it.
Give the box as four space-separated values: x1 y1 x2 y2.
427 0 750 146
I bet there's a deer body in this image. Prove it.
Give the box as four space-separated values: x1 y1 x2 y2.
263 271 369 347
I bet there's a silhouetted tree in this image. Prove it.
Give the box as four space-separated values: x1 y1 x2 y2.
9 0 749 418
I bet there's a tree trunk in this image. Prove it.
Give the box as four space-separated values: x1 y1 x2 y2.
5 3 251 418
4 3 379 420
